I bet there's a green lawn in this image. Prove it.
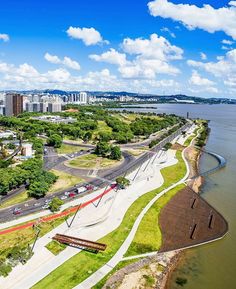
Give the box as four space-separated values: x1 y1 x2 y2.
124 184 185 257
32 150 187 289
0 215 71 260
0 191 30 209
48 170 84 194
46 240 67 255
57 144 87 154
68 153 121 169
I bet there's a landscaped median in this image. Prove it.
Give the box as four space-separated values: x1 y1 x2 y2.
67 153 122 169
32 150 188 289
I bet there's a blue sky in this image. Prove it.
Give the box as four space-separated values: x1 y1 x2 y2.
0 0 236 98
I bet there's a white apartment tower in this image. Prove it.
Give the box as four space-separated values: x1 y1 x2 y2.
79 92 88 104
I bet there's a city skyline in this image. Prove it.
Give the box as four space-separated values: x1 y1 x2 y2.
0 0 236 98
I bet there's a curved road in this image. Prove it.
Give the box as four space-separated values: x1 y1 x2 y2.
0 123 191 223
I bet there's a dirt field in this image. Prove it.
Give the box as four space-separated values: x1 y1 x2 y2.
159 186 228 252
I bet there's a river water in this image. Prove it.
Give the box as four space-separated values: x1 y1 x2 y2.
119 103 236 289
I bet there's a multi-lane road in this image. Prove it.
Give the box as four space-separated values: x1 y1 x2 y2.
0 122 191 223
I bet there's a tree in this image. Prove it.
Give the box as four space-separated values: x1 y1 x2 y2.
83 131 93 142
163 142 172 150
95 141 111 157
47 134 62 148
116 176 130 189
49 197 64 212
98 132 112 142
7 143 16 150
110 146 122 160
28 181 49 199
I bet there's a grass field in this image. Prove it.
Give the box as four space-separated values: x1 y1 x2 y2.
56 144 87 154
48 170 84 194
46 240 67 255
124 184 185 257
68 153 121 169
0 216 70 260
126 149 145 157
32 150 187 289
0 191 30 209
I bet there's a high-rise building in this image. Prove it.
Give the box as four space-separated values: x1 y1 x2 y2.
0 105 5 115
26 102 41 112
68 93 78 103
40 102 47 113
5 93 23 116
48 102 62 113
78 92 88 104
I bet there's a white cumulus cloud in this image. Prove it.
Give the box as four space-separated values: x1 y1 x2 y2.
187 49 236 89
0 34 10 42
89 49 128 66
66 26 108 46
89 34 183 79
45 53 61 64
44 53 81 71
222 39 234 45
189 70 215 86
200 52 207 60
148 0 236 40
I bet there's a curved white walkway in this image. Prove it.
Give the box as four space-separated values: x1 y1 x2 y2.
74 143 190 289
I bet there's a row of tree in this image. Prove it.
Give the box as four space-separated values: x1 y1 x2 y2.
149 122 185 148
0 157 58 198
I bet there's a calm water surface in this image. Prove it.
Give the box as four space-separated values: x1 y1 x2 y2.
122 104 236 289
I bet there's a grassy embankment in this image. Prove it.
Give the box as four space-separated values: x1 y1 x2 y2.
68 153 121 169
48 170 83 193
45 240 67 255
0 191 29 209
32 150 187 289
56 144 88 154
0 214 73 267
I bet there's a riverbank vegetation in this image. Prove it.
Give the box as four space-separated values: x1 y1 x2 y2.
195 121 210 147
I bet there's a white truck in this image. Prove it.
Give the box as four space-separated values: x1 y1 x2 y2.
77 186 87 194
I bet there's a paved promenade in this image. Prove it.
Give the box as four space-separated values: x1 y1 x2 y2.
0 127 195 289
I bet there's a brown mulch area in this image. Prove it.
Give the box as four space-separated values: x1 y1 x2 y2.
159 186 228 252
171 143 185 151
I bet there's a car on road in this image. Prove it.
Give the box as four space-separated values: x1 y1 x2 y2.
77 186 87 194
13 207 22 215
69 192 76 198
85 184 94 191
34 202 41 207
60 195 68 200
42 204 49 209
